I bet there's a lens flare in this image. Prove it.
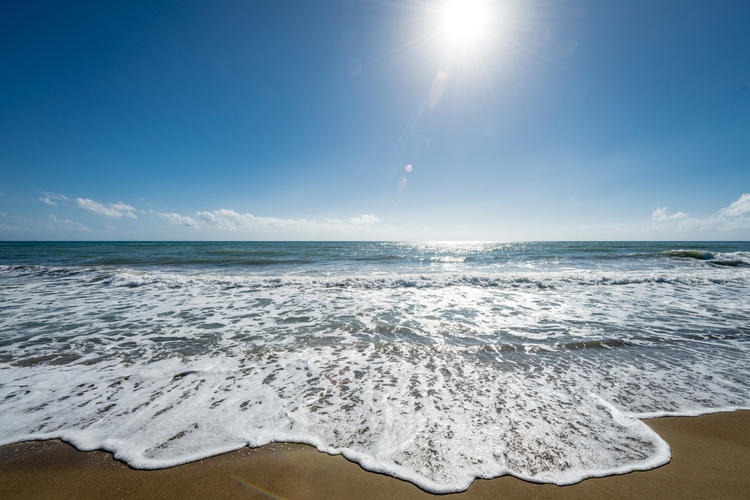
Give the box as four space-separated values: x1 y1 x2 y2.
231 475 289 500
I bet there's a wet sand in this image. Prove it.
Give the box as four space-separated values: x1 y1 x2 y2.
1 411 748 499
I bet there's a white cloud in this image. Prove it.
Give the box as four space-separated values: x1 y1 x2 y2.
652 207 688 221
158 212 200 229
109 201 136 212
197 209 380 234
39 191 69 206
649 194 750 234
349 214 379 225
76 199 121 218
197 211 216 223
719 193 750 217
196 209 298 231
75 198 139 219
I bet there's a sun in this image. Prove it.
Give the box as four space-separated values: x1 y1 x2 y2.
440 0 492 48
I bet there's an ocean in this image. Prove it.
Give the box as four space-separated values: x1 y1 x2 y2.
1 241 749 493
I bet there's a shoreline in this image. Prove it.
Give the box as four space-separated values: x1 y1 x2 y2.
1 411 749 499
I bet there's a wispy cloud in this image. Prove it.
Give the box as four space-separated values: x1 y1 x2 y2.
0 223 31 232
48 214 92 232
39 191 69 206
0 212 32 233
652 207 688 221
0 212 91 235
649 194 750 233
158 212 200 229
76 198 138 219
197 209 380 233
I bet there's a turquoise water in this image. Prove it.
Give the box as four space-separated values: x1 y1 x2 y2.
1 241 749 492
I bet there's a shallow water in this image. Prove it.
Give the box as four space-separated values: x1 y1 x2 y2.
1 241 749 492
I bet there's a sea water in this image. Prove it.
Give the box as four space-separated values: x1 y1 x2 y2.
1 241 749 492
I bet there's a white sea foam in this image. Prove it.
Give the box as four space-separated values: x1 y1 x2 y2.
1 263 749 492
0 343 676 492
100 267 750 290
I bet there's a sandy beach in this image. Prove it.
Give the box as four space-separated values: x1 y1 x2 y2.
1 410 748 499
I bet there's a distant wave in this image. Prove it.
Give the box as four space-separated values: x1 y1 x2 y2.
661 249 749 266
207 249 288 256
61 270 750 289
3 264 749 290
350 254 404 262
660 249 715 260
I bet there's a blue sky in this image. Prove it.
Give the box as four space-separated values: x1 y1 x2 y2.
1 0 749 240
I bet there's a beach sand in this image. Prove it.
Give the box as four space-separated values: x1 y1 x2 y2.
1 411 748 499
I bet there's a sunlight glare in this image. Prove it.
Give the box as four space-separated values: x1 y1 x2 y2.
441 0 491 47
